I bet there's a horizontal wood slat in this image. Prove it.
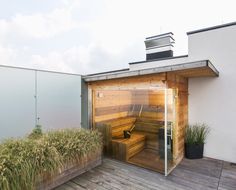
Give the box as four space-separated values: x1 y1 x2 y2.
95 104 165 116
112 134 146 161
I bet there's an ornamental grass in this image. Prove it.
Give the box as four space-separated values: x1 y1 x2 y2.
0 128 102 190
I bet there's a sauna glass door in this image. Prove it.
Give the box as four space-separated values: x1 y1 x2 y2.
92 88 176 175
165 88 176 176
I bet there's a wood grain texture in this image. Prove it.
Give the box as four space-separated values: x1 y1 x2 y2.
55 157 236 190
88 73 166 90
89 72 188 171
128 149 173 174
96 117 136 156
173 67 217 77
37 150 102 190
134 117 163 150
111 133 146 161
167 73 188 166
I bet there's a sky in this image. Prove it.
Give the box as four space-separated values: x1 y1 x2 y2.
0 0 235 75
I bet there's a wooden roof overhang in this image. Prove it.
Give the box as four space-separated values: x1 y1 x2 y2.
83 60 219 82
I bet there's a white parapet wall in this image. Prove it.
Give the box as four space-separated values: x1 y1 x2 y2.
0 66 82 140
188 24 236 163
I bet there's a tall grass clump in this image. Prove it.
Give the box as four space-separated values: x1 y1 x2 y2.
185 123 210 145
0 128 102 190
28 125 43 139
44 129 102 164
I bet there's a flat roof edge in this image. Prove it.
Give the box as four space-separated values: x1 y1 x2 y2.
129 55 188 65
207 60 219 76
85 68 129 76
187 21 236 35
84 60 218 82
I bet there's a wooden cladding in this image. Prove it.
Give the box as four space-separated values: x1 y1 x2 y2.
88 73 166 90
93 89 174 123
95 104 164 116
89 72 188 170
95 105 132 116
167 73 188 163
134 117 163 150
112 133 146 161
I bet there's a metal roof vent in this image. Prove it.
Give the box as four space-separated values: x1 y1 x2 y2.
144 32 174 60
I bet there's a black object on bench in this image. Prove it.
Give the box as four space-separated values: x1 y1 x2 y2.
123 119 136 138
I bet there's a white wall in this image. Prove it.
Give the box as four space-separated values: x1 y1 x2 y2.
0 66 82 141
188 25 236 163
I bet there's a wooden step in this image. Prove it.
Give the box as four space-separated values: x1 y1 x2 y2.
128 140 145 159
111 134 146 161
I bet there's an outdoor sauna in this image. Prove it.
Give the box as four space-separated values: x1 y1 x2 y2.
88 72 188 175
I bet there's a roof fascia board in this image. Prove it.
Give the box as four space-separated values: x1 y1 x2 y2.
83 60 217 82
207 60 219 76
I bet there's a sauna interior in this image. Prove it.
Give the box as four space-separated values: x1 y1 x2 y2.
89 73 188 174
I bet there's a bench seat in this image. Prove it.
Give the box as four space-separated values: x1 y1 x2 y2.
111 133 146 161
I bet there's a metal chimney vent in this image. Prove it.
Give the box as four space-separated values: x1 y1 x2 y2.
144 32 174 60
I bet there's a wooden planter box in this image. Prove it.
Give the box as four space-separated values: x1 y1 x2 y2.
37 149 102 190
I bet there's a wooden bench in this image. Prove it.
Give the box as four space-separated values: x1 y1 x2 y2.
96 116 163 161
111 133 146 161
96 117 143 157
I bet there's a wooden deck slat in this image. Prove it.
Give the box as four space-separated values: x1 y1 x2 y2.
98 161 182 190
178 158 223 178
170 166 219 188
54 183 77 190
55 158 236 190
66 181 85 190
72 176 108 190
88 168 143 190
81 170 123 190
218 162 236 190
102 159 186 190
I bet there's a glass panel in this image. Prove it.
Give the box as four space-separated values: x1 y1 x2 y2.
93 88 168 174
37 72 81 130
0 67 35 140
166 89 176 175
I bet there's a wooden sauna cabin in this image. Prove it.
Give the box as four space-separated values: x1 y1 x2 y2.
87 72 188 174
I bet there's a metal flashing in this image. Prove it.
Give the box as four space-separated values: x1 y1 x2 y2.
0 64 82 76
83 60 219 82
146 32 174 40
129 55 188 65
86 68 129 76
187 21 236 35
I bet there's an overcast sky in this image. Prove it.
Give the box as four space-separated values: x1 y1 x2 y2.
0 0 235 74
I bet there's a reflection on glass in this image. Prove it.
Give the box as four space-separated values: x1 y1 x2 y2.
94 89 176 174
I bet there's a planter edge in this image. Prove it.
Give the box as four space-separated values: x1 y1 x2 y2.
37 151 102 190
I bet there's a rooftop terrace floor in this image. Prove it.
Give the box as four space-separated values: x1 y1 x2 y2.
55 157 236 190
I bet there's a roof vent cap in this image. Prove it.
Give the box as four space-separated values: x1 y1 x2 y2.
145 32 174 60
